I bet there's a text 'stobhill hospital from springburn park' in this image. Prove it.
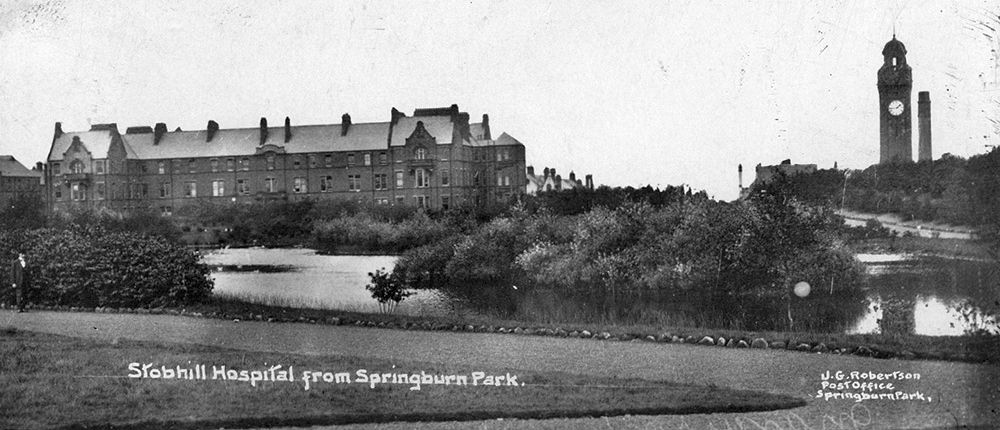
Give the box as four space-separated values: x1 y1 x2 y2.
39 105 579 215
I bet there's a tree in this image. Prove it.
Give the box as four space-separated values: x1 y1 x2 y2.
365 267 413 314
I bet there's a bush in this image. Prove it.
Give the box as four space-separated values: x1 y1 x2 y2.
0 227 213 308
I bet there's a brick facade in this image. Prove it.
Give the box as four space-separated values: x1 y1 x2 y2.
45 105 526 214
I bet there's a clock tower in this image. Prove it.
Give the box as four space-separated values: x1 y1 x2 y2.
877 35 913 163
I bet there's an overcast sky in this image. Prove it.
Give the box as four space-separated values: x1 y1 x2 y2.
1 0 998 200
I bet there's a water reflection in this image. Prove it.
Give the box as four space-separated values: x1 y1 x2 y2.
202 248 1000 336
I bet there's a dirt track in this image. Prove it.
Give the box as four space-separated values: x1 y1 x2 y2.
3 310 997 429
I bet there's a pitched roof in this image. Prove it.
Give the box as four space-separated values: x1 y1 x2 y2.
49 130 115 161
0 155 41 177
122 122 392 160
493 132 523 147
390 116 455 146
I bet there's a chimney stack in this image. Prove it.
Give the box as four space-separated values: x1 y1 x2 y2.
153 123 167 145
341 113 351 136
555 174 562 190
482 114 492 140
550 168 557 178
390 107 405 125
526 165 534 176
543 167 550 178
284 116 292 143
918 91 932 162
569 171 576 182
54 122 63 138
738 164 743 189
585 174 594 190
259 117 268 146
206 120 219 142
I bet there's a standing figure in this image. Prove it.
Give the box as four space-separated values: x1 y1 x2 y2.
9 252 28 313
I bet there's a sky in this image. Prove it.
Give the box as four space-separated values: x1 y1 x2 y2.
1 0 998 201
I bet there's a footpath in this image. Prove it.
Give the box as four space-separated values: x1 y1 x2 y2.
3 310 998 430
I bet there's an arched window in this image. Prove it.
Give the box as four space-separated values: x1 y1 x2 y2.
414 148 426 160
70 160 85 174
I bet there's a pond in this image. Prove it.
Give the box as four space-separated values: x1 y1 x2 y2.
201 248 999 336
202 248 454 316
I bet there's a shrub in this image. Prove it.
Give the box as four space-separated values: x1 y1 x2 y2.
0 227 212 308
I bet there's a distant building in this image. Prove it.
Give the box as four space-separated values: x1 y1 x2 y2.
739 159 817 199
525 166 593 194
44 105 526 214
0 155 43 208
877 35 934 164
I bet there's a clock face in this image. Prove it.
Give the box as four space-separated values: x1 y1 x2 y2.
888 100 904 116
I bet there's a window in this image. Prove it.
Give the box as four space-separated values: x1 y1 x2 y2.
55 186 62 199
227 158 235 171
504 175 510 186
504 149 510 161
309 155 317 168
237 179 250 195
139 183 149 198
442 196 450 210
158 161 166 174
414 195 427 209
348 174 361 191
441 169 450 186
160 206 172 216
160 182 171 198
379 152 387 164
498 174 503 186
212 180 225 197
415 168 428 188
266 155 275 170
71 183 85 201
96 182 105 200
96 160 105 174
188 159 196 173
376 198 389 206
241 157 250 171
265 178 276 193
325 154 332 167
293 177 307 193
394 196 405 205
211 159 219 172
497 151 503 162
363 153 371 166
415 148 426 160
293 157 301 169
374 174 387 190
184 181 197 198
348 153 355 165
473 171 480 186
140 162 148 173
395 171 404 187
320 176 333 192
70 160 84 174
52 163 61 175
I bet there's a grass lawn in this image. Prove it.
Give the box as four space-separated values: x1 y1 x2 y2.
0 327 804 430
